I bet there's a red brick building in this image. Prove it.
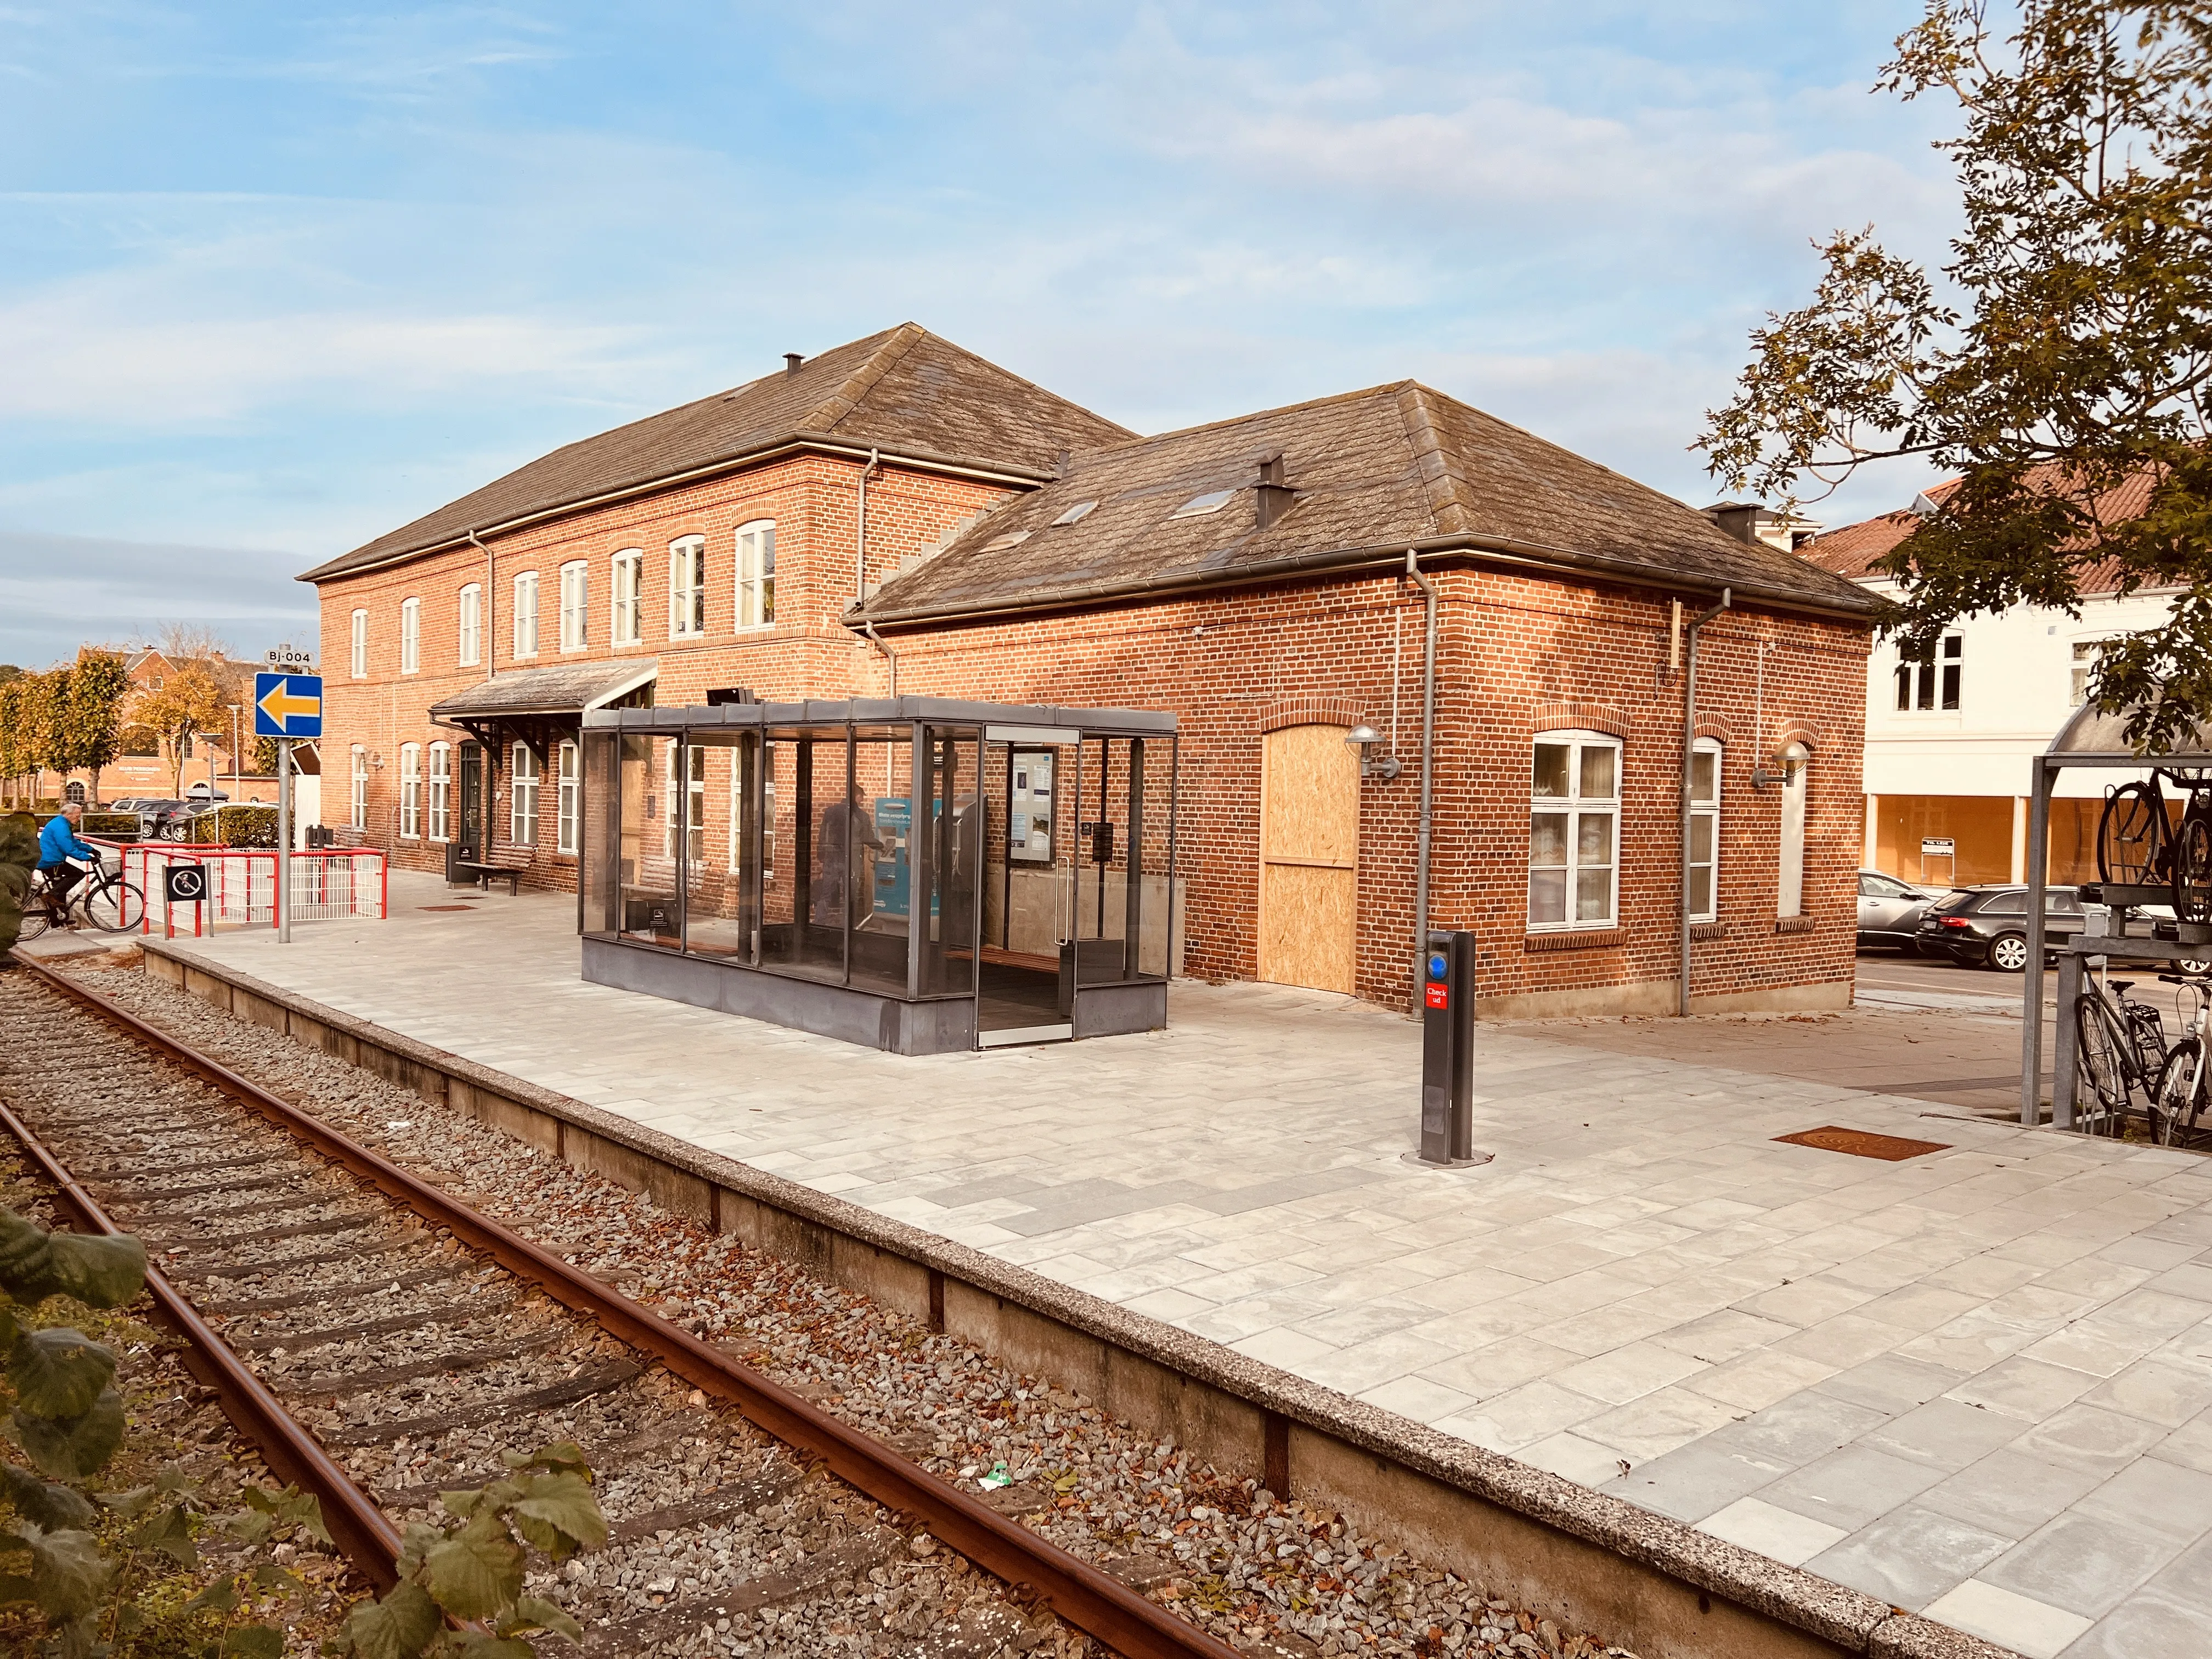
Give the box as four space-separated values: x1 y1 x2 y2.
306 324 1876 1018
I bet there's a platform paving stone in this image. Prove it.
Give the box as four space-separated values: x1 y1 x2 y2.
147 872 2212 1656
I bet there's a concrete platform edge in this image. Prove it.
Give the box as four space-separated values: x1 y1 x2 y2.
136 939 2019 1659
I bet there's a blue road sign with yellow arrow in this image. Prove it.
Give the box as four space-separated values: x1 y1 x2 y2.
253 672 323 739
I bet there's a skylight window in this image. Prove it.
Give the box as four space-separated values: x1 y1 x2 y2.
1172 488 1237 518
1052 499 1098 526
981 530 1033 552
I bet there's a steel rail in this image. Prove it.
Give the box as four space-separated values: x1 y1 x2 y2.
0 1092 407 1592
9 953 1242 1659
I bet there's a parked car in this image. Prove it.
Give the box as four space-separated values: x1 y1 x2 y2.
1917 884 2090 970
1858 870 1944 953
151 799 219 841
183 783 229 802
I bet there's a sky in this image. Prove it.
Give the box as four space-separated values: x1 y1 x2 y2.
0 2 1961 669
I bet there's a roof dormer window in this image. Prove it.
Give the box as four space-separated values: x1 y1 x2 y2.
1172 489 1236 518
1051 500 1098 526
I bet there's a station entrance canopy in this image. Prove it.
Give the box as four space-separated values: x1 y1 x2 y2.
579 698 1180 1055
430 660 659 768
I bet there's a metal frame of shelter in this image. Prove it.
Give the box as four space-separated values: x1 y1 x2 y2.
578 696 1180 1056
2019 701 2212 1127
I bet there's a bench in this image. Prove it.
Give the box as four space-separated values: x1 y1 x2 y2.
453 845 533 895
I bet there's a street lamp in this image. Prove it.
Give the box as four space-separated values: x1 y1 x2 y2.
227 703 240 799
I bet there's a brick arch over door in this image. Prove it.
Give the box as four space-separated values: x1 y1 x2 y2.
1258 724 1359 995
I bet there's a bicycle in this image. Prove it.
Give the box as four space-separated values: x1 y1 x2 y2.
2073 962 2170 1137
16 859 147 940
2152 973 2212 1145
2097 768 2212 926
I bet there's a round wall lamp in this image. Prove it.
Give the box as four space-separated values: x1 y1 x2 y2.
1345 724 1404 780
1751 738 1810 792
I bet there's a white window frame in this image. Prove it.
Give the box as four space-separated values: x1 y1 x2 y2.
1779 751 1810 918
669 536 706 638
665 742 704 861
1528 729 1620 930
735 520 775 629
458 584 482 667
556 741 579 856
427 741 451 842
1894 634 1962 712
350 609 368 678
511 742 540 846
2071 638 2113 707
611 550 642 646
349 745 368 830
399 597 421 675
559 560 588 652
1688 738 1721 924
512 571 540 659
398 743 422 839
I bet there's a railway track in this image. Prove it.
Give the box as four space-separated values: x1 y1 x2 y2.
1 952 1243 1659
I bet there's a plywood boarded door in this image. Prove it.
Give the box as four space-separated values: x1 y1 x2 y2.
1259 725 1359 993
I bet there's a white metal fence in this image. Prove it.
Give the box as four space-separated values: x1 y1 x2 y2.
124 844 387 935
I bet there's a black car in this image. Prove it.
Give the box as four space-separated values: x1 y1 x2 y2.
1917 885 2088 971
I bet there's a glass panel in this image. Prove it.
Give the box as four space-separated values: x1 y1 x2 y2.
916 727 980 997
681 735 752 961
1578 744 1616 800
847 725 913 997
1575 866 1613 922
1941 663 1961 709
760 729 859 985
1690 750 1717 804
1530 812 1568 866
1689 812 1714 862
616 734 681 947
1689 865 1714 918
1532 743 1570 798
1529 868 1566 924
581 731 619 935
1133 735 1175 980
1577 811 1613 864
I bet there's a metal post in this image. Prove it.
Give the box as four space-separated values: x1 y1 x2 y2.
2052 949 2084 1131
276 738 292 943
2020 758 2055 1124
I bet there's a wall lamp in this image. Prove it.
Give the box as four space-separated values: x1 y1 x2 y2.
1751 738 1810 792
1345 724 1403 780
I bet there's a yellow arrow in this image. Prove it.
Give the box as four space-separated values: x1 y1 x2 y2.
258 680 320 725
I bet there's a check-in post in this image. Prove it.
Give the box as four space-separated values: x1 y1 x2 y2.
1415 929 1489 1166
254 662 323 944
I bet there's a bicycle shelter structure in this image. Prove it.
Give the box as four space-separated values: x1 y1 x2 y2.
2022 700 2212 1128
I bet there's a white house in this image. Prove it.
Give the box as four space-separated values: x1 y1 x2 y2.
1804 496 2173 888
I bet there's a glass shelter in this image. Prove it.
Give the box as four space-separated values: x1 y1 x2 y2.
580 698 1180 1054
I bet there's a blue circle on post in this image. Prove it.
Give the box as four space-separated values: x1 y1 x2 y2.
1427 952 1449 981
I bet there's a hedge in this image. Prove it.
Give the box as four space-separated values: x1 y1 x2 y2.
209 804 279 848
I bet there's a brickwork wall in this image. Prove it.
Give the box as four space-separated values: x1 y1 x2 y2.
319 454 1013 888
875 566 1869 1015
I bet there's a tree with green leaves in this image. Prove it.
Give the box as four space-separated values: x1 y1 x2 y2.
1699 0 2212 752
59 655 130 808
0 684 31 808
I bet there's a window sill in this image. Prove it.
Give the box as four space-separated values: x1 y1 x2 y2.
1525 927 1626 952
1690 921 1726 940
1775 915 1817 934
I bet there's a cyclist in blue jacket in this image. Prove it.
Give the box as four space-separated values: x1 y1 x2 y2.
37 803 98 926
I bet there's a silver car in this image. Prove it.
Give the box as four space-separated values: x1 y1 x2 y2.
1858 869 1943 953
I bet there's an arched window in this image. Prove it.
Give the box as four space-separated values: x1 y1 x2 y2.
64 780 87 805
1529 729 1619 929
349 746 368 830
512 571 540 658
736 520 775 628
556 741 579 855
350 608 368 678
611 550 642 645
669 536 706 638
511 742 540 845
459 584 482 667
560 561 589 651
398 744 422 839
400 597 421 674
427 742 452 841
1689 738 1721 923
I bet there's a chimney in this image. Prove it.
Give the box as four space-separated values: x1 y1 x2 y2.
785 353 804 377
1255 452 1295 531
1703 500 1821 554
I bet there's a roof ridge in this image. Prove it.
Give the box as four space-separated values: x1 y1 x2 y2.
1067 380 1419 463
803 322 928 435
1393 385 1468 537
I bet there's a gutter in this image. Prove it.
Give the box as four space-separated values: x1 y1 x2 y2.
856 448 881 605
851 531 1877 631
1678 590 1730 1018
466 530 494 681
1405 550 1438 1009
301 436 1058 585
863 620 899 697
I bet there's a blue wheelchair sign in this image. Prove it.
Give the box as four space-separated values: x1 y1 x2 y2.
254 672 324 738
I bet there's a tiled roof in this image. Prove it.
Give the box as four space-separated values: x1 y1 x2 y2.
1808 464 2163 595
303 325 1134 583
430 660 658 720
856 382 1877 624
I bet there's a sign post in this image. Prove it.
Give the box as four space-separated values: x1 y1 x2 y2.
1409 929 1492 1168
255 661 322 944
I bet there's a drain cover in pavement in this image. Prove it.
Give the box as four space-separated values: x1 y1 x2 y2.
1774 1125 1950 1160
419 904 476 912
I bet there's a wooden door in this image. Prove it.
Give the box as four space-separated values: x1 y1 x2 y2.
1259 725 1359 993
